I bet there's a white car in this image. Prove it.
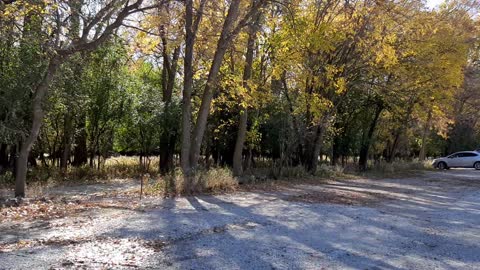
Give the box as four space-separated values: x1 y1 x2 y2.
433 151 480 170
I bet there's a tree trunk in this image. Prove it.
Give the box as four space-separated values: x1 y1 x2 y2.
233 110 248 176
0 144 8 174
306 123 326 173
60 113 73 170
189 0 242 171
332 138 340 167
359 103 383 171
159 25 180 174
72 118 88 166
281 74 306 165
15 56 62 197
387 99 415 162
180 0 209 192
232 19 258 176
419 109 432 161
180 0 196 175
159 106 176 174
89 147 95 168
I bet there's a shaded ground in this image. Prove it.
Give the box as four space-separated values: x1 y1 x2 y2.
1 169 479 269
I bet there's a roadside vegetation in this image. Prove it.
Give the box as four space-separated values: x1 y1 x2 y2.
0 0 479 199
1 155 431 201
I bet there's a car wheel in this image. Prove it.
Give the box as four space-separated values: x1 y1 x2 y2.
474 162 480 170
437 162 447 170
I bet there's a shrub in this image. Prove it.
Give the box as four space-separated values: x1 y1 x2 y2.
142 167 238 197
199 167 238 192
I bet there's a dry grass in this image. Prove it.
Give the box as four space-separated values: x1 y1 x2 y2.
0 156 159 187
315 164 359 179
354 160 432 178
0 198 89 222
1 155 432 201
143 167 238 196
1 157 240 199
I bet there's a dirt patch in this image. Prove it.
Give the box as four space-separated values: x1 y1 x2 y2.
0 196 149 223
0 198 89 223
52 237 161 269
239 177 333 193
0 236 95 252
283 188 388 206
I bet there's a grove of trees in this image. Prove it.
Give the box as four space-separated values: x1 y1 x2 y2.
0 0 479 197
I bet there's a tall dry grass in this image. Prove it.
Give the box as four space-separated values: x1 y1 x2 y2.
145 167 238 196
1 155 433 199
353 160 432 178
1 156 240 198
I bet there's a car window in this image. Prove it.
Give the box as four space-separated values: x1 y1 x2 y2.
448 154 459 158
463 153 478 157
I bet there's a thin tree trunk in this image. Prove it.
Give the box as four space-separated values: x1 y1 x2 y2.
282 74 305 165
359 103 383 171
159 109 177 174
89 147 95 168
419 109 432 161
10 144 17 177
332 138 340 166
159 23 180 174
72 117 88 166
189 0 242 171
233 19 258 176
306 123 326 173
60 113 72 170
0 144 8 173
15 56 62 197
180 0 208 192
233 111 248 176
387 100 415 163
180 0 196 175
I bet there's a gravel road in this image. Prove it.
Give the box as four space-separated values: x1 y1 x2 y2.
1 169 479 269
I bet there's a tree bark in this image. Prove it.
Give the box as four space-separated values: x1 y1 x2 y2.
72 117 88 166
306 123 326 173
0 144 8 173
89 143 95 168
232 19 258 176
359 103 383 171
60 113 73 170
159 23 180 174
159 108 177 174
15 56 62 197
180 0 196 175
418 108 432 161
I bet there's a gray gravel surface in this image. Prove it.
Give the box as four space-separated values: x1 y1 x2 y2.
1 169 479 269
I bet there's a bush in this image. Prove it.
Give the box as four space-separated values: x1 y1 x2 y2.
0 171 14 185
199 167 238 192
142 167 238 197
23 156 160 185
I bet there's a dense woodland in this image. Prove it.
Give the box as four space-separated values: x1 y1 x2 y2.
0 0 479 197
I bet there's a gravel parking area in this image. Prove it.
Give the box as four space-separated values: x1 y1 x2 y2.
1 169 479 269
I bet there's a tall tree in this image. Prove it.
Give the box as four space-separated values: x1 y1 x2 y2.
232 15 262 176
